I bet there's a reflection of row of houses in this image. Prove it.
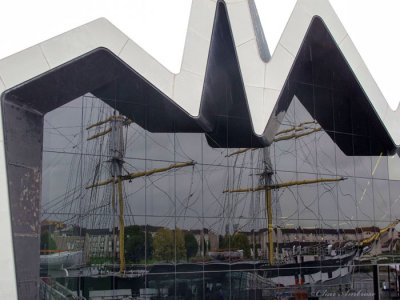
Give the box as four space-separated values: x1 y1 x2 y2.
41 221 219 261
41 220 400 262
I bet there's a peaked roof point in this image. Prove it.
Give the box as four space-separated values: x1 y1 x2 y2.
0 0 397 150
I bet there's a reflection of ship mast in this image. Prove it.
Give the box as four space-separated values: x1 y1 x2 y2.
85 112 195 276
224 121 345 265
359 219 400 247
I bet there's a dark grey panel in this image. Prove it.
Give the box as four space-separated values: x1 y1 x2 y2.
2 101 43 168
248 0 271 62
7 164 41 235
274 17 395 156
201 2 264 148
14 236 40 300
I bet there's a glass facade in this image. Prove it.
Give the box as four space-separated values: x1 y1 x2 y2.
38 93 400 299
1 9 398 300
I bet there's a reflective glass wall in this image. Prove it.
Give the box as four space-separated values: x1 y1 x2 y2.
39 93 400 299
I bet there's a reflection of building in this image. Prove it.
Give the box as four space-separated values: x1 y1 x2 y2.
2 0 400 298
189 228 219 254
40 220 65 233
45 224 221 262
84 229 118 260
44 225 119 260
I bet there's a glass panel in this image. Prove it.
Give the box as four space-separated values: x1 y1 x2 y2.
37 91 400 298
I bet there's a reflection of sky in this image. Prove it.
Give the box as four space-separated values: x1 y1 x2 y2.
42 94 400 234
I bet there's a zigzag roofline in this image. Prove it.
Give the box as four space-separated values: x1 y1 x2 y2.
0 0 397 144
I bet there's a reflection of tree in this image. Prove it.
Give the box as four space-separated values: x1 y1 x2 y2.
124 225 153 263
232 233 251 258
154 228 186 262
40 230 57 252
217 233 250 258
219 234 230 249
184 232 198 259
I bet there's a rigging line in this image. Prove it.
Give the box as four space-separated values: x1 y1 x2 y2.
202 176 226 216
132 171 183 219
355 180 374 223
44 119 80 149
176 194 202 219
80 202 113 218
122 160 140 173
86 163 104 219
229 151 240 219
123 186 136 226
123 124 144 150
181 165 196 222
232 152 248 219
146 169 184 212
276 191 298 223
123 169 174 199
296 132 318 173
43 191 84 213
317 183 340 230
64 154 83 217
62 154 80 214
175 134 196 162
139 130 177 158
177 179 198 208
338 186 357 220
41 180 83 208
124 121 129 154
44 147 243 170
297 188 322 221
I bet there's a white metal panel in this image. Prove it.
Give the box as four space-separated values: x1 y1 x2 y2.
226 1 255 46
173 70 204 116
236 39 265 88
119 39 175 99
0 45 50 89
245 85 264 132
180 29 210 76
187 0 216 42
41 18 129 68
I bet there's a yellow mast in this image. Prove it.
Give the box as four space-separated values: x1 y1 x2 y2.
266 188 273 265
359 219 400 247
86 115 195 275
226 122 321 158
224 121 342 265
117 178 125 276
225 176 346 264
223 177 346 194
86 161 195 189
86 160 195 275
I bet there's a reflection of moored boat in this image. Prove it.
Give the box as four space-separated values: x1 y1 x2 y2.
40 250 83 270
171 248 356 288
39 94 400 299
208 248 243 261
259 249 357 287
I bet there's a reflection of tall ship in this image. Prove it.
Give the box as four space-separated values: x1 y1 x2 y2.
213 107 400 295
41 95 196 277
213 120 356 290
40 95 400 298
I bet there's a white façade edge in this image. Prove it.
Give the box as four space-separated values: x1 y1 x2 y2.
0 80 17 297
